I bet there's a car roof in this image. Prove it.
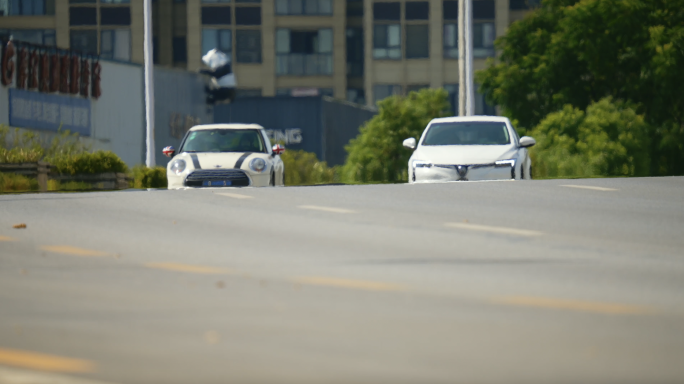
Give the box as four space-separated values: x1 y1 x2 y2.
428 115 511 124
188 123 264 131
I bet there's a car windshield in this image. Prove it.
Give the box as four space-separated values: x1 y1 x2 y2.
422 122 511 145
181 129 265 153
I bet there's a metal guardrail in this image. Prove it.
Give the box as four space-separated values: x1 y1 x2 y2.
0 162 131 192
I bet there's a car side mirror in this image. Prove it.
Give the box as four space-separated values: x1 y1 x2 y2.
519 136 536 148
162 146 176 157
272 144 285 156
403 137 416 149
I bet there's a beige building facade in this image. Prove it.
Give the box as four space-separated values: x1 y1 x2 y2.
1 0 534 109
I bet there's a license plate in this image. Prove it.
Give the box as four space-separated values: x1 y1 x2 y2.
202 180 232 187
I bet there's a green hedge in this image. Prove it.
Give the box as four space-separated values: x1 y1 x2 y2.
49 151 128 175
132 165 168 188
280 150 338 186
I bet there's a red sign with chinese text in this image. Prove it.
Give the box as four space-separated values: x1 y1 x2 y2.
1 40 101 99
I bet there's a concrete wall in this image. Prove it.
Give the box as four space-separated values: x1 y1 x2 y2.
90 61 145 167
153 66 214 167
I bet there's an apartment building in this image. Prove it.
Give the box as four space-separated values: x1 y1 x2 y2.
0 0 535 110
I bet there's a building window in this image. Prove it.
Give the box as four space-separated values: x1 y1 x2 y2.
444 84 495 115
373 84 402 104
444 0 495 59
277 88 332 96
100 29 131 61
443 0 457 19
100 7 131 25
405 1 428 20
405 24 428 58
236 30 261 63
0 29 55 45
346 0 362 17
202 28 232 60
443 23 457 58
70 29 98 54
444 84 458 113
153 36 159 63
101 0 130 3
69 0 96 3
236 0 260 3
70 6 97 25
510 0 540 10
235 7 261 25
373 2 399 20
346 28 363 76
276 28 333 76
2 0 55 16
275 0 332 16
173 36 187 63
346 88 365 105
202 6 231 24
202 0 230 3
473 0 494 18
473 22 495 57
373 24 400 59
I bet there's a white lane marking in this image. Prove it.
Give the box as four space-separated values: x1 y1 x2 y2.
560 185 618 192
215 192 254 199
298 205 355 214
0 366 118 384
445 222 543 237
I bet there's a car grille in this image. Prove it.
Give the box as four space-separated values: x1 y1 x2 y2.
184 169 250 187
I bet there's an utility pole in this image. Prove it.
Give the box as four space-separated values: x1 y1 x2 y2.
458 0 474 116
144 0 156 167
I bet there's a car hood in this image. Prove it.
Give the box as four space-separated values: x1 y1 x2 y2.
412 145 518 165
174 152 268 170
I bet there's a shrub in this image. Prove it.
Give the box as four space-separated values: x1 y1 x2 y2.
0 173 38 192
280 150 337 186
530 97 651 179
340 88 451 184
48 151 129 175
132 165 168 188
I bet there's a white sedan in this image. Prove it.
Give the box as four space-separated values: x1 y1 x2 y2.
163 124 285 189
403 116 535 183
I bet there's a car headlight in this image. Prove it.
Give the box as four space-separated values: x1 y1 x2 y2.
412 160 432 168
249 158 267 173
170 159 186 175
495 159 516 167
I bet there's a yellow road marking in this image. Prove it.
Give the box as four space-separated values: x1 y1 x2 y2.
560 185 618 192
294 276 403 292
215 192 253 199
0 348 94 373
0 236 18 242
492 296 650 315
39 246 109 257
145 263 233 275
445 222 542 237
298 205 355 214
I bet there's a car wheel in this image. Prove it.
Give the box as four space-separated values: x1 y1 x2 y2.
269 171 275 187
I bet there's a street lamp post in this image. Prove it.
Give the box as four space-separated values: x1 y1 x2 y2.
458 0 474 116
144 0 156 167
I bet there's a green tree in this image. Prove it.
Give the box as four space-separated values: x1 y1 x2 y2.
280 149 337 186
477 0 684 175
340 88 451 183
531 97 651 178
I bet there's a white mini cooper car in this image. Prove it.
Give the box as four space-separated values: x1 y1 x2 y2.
163 124 285 189
403 116 536 183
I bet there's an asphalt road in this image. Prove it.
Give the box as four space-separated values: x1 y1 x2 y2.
1 177 683 384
